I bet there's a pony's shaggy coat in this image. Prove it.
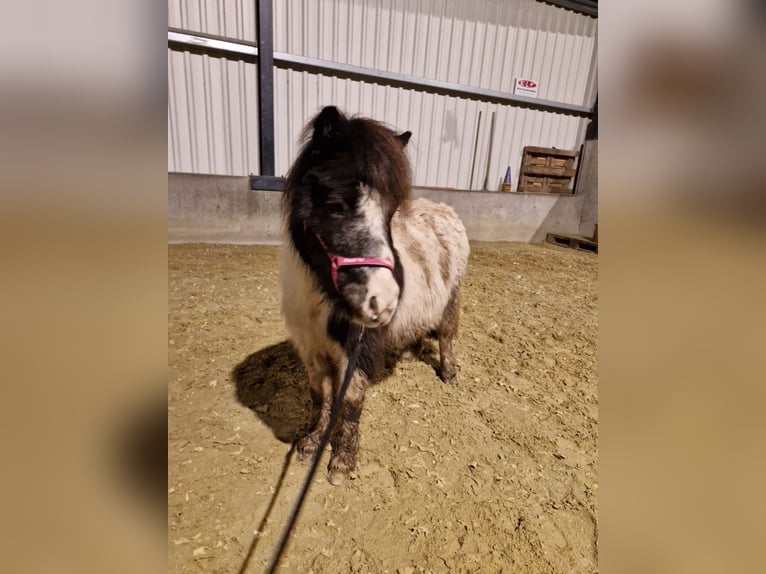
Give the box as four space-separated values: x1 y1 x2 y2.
280 106 469 484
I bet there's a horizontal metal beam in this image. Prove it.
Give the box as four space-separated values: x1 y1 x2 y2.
537 1 598 18
273 51 592 116
168 28 258 60
250 175 284 191
167 29 592 117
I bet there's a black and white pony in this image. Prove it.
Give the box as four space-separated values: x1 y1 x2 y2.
281 106 469 485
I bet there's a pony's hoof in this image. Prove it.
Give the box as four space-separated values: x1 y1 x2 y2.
296 436 318 462
440 369 457 384
327 469 347 486
328 455 354 485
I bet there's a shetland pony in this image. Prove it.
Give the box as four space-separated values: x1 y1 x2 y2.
281 106 469 484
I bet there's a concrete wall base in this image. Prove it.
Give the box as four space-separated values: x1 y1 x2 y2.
169 141 596 244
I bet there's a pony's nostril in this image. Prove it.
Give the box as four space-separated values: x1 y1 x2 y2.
369 296 379 313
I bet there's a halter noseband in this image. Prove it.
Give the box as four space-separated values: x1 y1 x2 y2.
305 222 395 290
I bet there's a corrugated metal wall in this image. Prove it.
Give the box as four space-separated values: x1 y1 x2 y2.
167 0 260 175
168 0 597 190
168 0 257 42
273 71 590 189
167 50 261 175
273 0 596 106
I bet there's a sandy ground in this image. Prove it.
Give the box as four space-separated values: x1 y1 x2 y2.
168 241 598 573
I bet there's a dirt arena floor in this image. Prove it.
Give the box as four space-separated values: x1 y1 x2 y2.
168 241 598 573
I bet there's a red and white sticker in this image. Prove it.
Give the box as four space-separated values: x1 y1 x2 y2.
514 78 539 97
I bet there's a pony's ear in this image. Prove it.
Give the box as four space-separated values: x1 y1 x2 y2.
312 106 344 144
397 131 412 147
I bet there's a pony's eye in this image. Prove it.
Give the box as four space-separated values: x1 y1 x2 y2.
326 200 346 214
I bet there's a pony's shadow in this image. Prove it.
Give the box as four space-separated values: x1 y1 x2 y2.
232 337 443 443
232 341 312 444
385 334 442 380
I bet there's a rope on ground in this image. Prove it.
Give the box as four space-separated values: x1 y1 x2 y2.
264 326 365 573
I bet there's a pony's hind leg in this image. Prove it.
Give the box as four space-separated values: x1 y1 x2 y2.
437 287 461 384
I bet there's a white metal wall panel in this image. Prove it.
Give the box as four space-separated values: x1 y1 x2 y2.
273 69 589 190
167 0 596 186
168 0 256 42
273 0 597 107
168 49 260 175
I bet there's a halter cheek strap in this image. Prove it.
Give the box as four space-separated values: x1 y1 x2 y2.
305 223 395 290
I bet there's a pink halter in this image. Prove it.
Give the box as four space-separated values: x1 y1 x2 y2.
307 224 395 290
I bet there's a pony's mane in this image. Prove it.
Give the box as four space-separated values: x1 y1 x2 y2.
284 109 412 216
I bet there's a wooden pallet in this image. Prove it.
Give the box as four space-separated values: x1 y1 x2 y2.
518 146 579 193
546 233 598 253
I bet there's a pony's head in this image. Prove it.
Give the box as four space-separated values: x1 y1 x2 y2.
284 106 412 328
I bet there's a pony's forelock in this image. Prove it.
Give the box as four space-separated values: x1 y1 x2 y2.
284 108 412 217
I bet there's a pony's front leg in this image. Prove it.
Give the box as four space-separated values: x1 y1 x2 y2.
328 368 368 485
296 356 334 461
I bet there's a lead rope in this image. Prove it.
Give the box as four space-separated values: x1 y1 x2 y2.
264 326 366 573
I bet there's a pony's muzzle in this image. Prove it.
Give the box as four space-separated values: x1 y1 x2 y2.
360 268 399 326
